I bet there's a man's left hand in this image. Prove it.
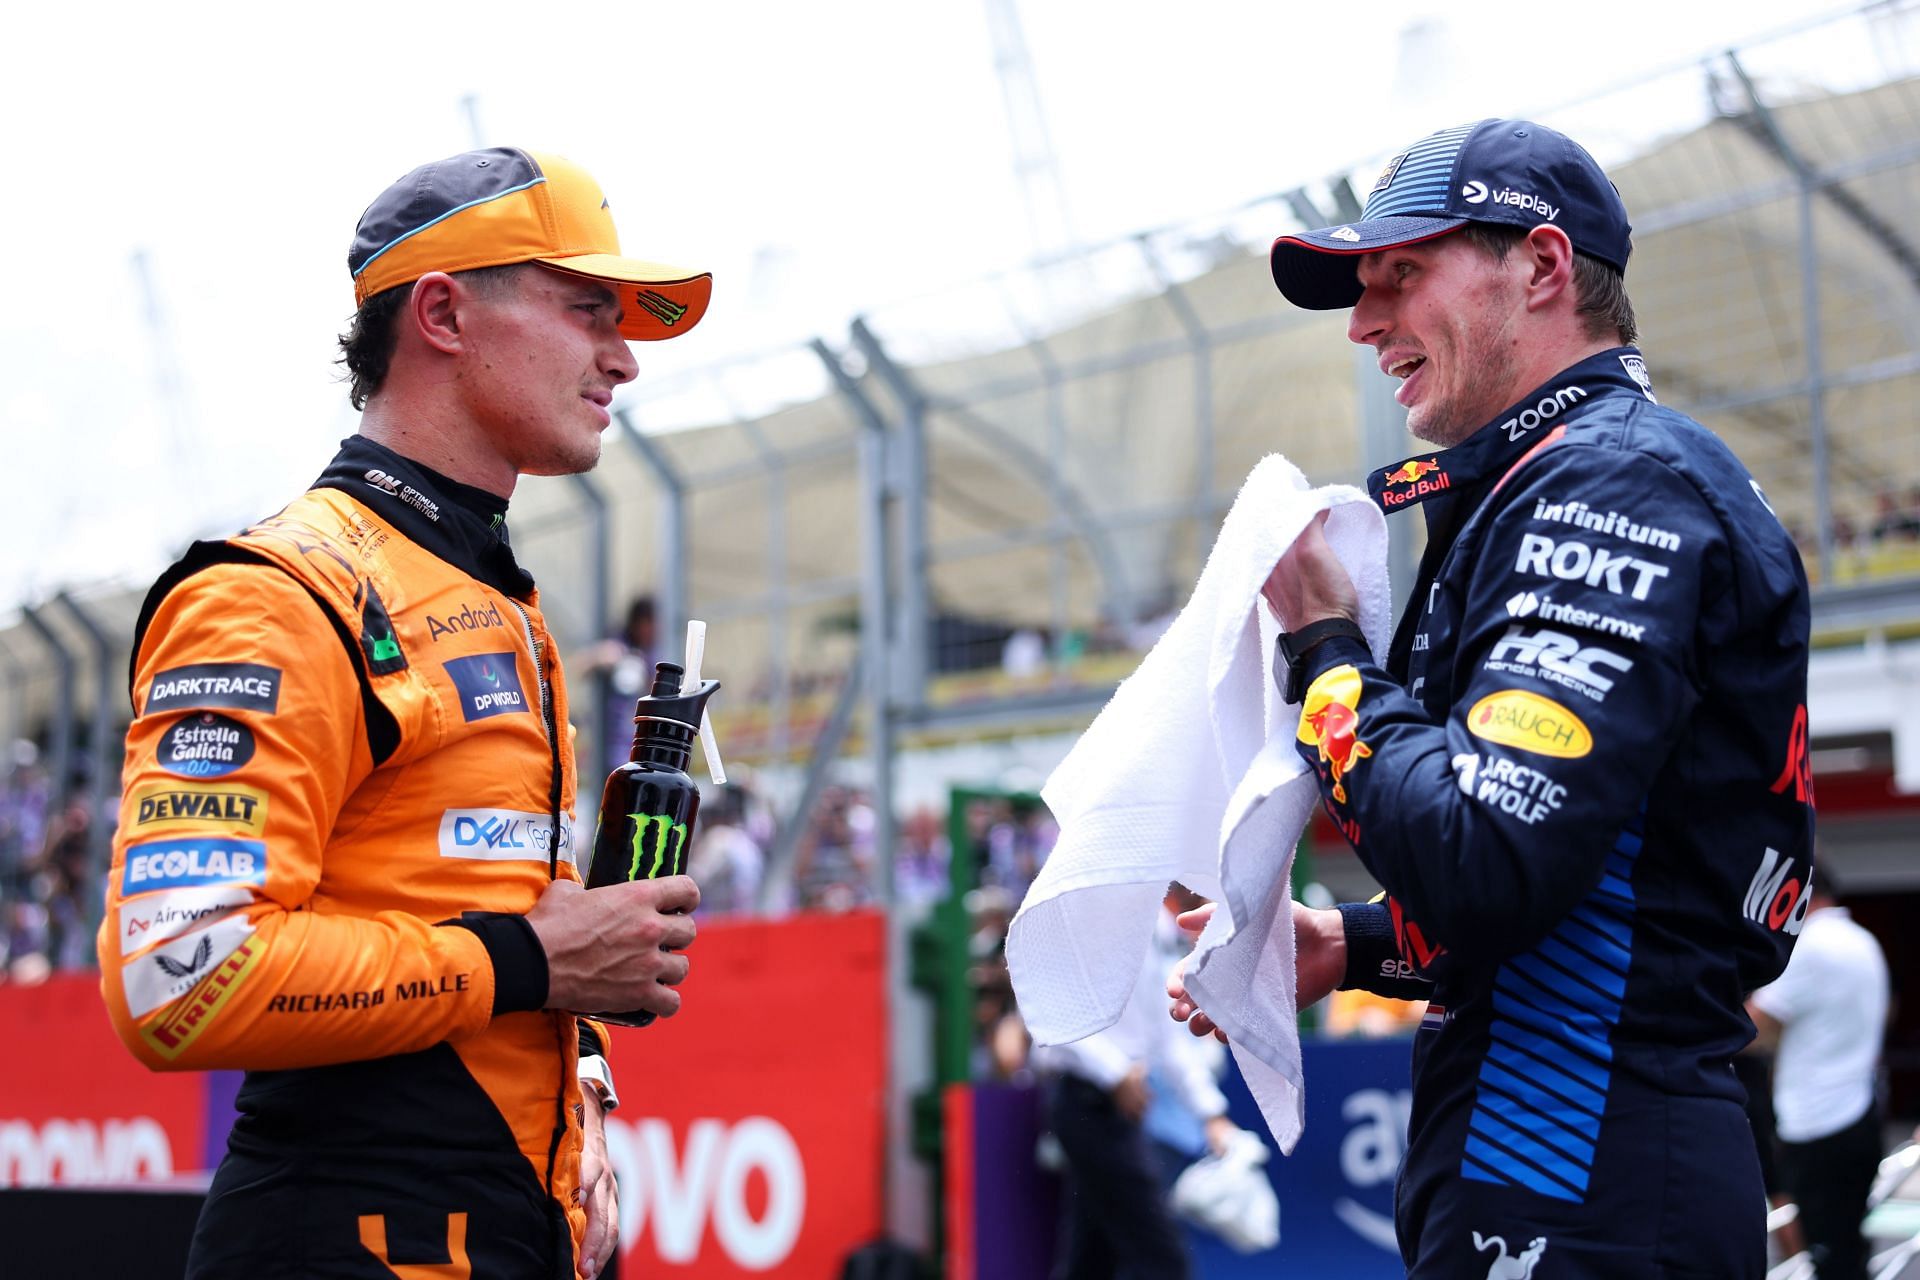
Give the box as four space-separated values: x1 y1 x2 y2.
579 1089 618 1279
1264 509 1359 631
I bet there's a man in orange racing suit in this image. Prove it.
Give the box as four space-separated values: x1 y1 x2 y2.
98 148 714 1280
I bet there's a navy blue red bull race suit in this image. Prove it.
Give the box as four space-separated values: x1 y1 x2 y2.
1289 348 1814 1277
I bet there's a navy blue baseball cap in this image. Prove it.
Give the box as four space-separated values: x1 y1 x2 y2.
1271 118 1634 310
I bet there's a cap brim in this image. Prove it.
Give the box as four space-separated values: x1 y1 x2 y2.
1269 216 1468 309
539 254 713 341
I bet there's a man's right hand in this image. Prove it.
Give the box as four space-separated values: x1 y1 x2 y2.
1167 900 1349 1040
526 877 699 1016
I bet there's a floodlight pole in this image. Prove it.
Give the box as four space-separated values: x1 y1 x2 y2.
1728 52 1834 584
20 605 75 797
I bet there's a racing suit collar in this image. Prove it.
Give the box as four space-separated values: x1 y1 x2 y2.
313 436 537 600
1367 346 1657 515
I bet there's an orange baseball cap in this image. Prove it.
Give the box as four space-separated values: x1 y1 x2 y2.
348 147 711 341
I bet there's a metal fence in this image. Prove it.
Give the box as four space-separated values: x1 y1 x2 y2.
4 1 1920 960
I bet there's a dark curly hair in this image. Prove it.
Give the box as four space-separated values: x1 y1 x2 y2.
336 264 528 410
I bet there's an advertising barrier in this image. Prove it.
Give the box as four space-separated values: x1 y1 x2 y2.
1 910 890 1279
949 1036 1413 1278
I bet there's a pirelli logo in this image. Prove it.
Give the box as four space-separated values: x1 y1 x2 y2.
139 939 262 1059
129 783 269 837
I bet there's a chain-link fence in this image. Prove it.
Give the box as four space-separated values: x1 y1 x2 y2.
3 2 1918 962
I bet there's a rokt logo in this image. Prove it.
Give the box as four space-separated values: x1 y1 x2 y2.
1513 533 1670 601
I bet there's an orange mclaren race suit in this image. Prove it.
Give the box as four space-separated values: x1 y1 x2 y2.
99 437 610 1279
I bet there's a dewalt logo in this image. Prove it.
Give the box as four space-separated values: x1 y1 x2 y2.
627 813 690 880
129 783 269 837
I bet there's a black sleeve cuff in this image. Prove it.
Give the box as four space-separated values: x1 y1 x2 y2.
578 1019 608 1059
1336 900 1397 990
1337 900 1435 1000
1301 634 1374 689
443 913 550 1014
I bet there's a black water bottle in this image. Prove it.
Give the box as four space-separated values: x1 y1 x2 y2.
583 660 719 1027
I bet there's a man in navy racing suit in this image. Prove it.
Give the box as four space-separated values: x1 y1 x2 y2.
1172 119 1814 1277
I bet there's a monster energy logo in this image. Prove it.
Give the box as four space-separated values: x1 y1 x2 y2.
627 813 689 879
634 290 688 326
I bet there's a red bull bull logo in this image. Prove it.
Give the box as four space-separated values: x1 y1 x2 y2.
1296 665 1373 804
1378 458 1450 507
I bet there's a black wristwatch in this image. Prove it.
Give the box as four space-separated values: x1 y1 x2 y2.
1276 617 1368 703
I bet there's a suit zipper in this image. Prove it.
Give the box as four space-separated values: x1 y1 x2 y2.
509 600 564 879
511 597 573 1248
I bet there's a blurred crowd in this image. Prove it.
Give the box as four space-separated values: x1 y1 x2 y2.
0 744 98 981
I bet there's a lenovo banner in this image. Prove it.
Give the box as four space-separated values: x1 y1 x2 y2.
1 911 890 1279
603 909 889 1277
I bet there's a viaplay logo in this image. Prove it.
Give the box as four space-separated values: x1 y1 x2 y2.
442 653 529 722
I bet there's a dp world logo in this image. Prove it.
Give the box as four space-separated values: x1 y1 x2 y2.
442 653 529 722
1461 180 1489 204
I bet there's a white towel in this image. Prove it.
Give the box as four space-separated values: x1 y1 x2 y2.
1007 454 1390 1153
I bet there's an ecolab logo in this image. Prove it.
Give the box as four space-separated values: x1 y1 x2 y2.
0 1118 173 1187
607 1116 805 1270
1462 180 1560 221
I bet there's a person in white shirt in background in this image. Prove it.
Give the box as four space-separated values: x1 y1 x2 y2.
1747 871 1891 1280
1032 887 1250 1280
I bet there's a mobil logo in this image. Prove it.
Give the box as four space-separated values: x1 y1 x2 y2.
1742 847 1813 936
1298 665 1373 805
606 1116 805 1272
442 652 529 722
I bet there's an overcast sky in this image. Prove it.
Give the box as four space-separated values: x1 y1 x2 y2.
0 0 1868 616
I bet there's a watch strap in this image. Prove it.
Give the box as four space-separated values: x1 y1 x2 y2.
1279 617 1367 703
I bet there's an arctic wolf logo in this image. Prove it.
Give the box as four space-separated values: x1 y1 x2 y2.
1473 1232 1547 1279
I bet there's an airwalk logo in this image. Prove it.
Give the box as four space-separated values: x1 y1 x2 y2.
628 813 690 880
442 653 528 721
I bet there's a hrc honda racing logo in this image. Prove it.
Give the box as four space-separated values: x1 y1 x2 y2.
439 808 576 865
1484 625 1634 703
441 653 529 722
